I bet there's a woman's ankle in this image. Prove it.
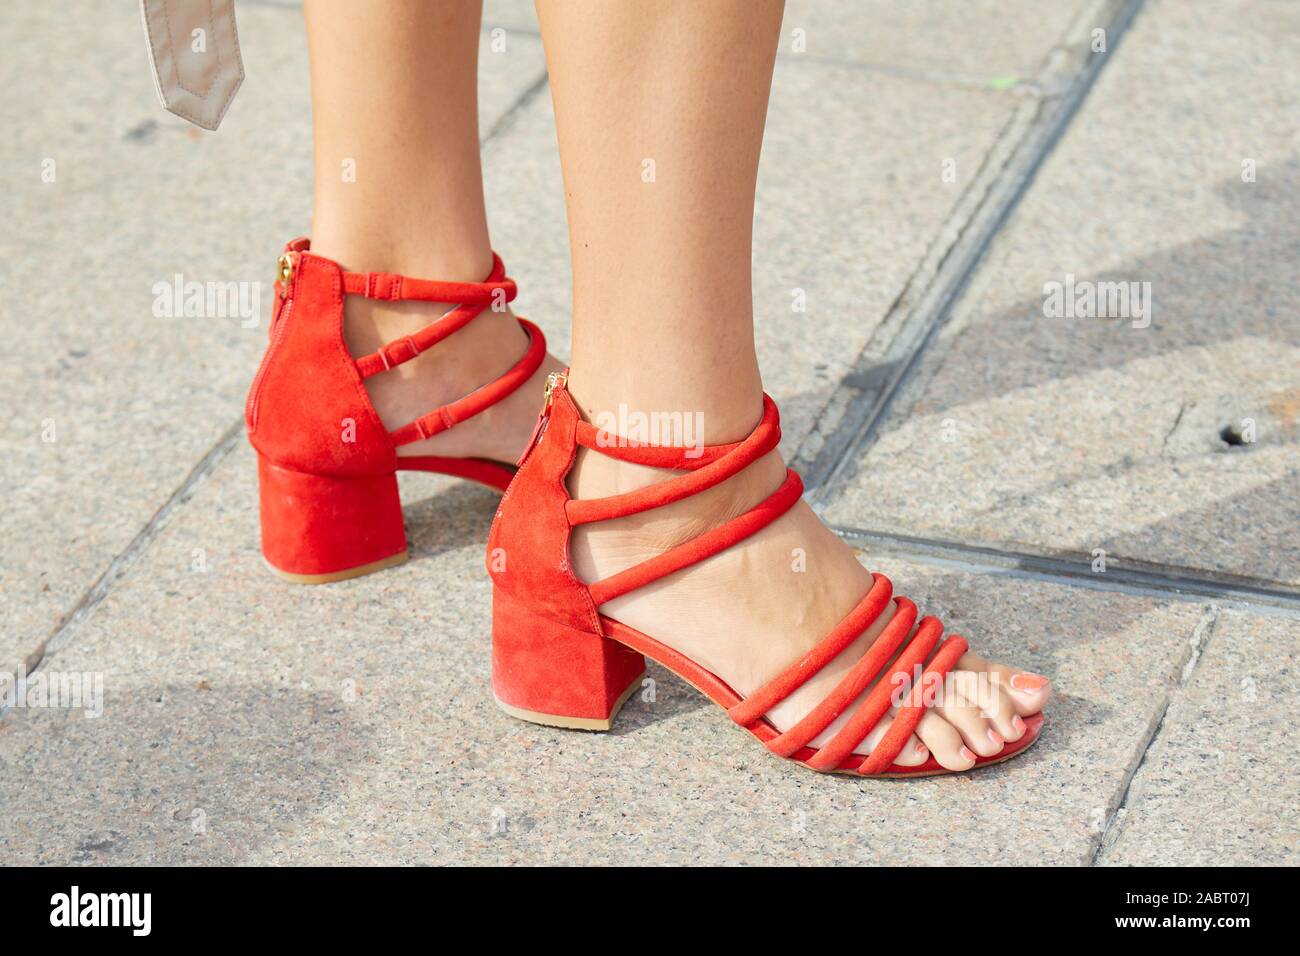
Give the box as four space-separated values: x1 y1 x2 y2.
300 221 519 380
302 228 540 456
310 201 494 284
564 365 766 448
568 445 787 539
563 367 781 518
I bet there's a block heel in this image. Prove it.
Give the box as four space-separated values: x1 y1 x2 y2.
257 455 408 584
491 587 647 731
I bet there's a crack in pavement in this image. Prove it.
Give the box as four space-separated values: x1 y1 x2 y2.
833 524 1300 617
1088 605 1220 864
3 418 246 715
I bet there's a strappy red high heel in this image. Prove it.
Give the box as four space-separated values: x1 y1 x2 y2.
487 372 1044 776
247 238 546 584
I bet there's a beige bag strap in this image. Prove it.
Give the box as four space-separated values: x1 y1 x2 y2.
139 0 244 131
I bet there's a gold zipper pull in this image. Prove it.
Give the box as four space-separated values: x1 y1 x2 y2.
520 371 568 468
543 370 567 408
277 253 296 299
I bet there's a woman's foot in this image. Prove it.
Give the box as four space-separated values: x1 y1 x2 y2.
568 443 1052 770
343 294 564 465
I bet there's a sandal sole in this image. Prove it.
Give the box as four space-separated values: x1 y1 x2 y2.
264 550 409 585
494 671 647 731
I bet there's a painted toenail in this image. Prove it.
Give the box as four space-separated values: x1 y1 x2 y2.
988 729 1005 747
1012 714 1026 734
959 746 976 763
1010 672 1050 692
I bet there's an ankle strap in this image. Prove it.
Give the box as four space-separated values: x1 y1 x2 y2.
279 238 545 449
341 252 517 306
573 417 747 470
350 252 519 379
567 395 783 525
551 379 802 606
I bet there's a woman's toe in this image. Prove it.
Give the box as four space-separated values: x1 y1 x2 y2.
855 713 928 766
914 709 976 771
957 650 1052 716
948 666 1022 741
933 690 1004 758
891 735 930 767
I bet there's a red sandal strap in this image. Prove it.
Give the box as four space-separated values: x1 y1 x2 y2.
353 253 518 379
803 615 948 772
767 598 919 758
574 423 743 469
568 396 782 526
342 252 515 304
355 310 465 378
587 469 802 606
727 574 894 728
389 317 547 446
855 634 968 775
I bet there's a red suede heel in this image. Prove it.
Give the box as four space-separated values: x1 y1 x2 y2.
487 372 1047 777
492 588 647 730
257 455 406 583
246 238 547 583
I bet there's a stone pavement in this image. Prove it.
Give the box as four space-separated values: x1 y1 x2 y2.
2 0 1295 865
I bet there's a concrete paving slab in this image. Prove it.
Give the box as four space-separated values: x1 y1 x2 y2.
0 4 546 678
823 0 1300 587
1100 610 1299 866
0 443 1208 864
781 0 1097 80
484 59 1022 458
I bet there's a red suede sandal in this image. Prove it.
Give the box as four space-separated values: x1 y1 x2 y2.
246 238 546 584
487 372 1044 776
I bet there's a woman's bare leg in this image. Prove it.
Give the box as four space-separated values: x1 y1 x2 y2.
305 0 559 464
537 0 1051 768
